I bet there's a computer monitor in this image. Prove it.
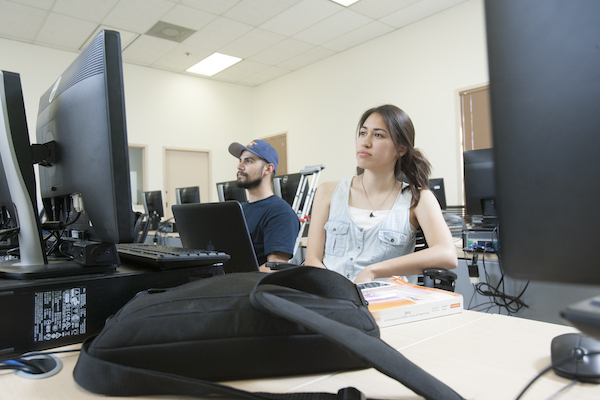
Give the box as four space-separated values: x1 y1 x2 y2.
0 71 45 264
485 0 600 337
216 180 247 203
142 191 164 230
0 139 17 236
36 30 134 246
276 172 304 207
427 178 447 210
175 186 200 205
0 31 135 279
463 149 496 220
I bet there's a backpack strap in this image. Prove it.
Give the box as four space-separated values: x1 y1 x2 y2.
75 339 362 400
251 268 464 400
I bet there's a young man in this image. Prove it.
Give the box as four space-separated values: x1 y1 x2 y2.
228 140 300 271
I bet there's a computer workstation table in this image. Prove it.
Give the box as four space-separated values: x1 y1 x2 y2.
2 310 598 400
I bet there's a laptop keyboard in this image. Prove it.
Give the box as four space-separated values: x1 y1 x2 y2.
116 243 230 269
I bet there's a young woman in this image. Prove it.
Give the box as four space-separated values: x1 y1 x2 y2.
305 105 457 283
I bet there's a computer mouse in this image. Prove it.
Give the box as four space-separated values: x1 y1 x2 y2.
551 333 600 383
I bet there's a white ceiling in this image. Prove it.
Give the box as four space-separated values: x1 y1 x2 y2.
0 0 468 86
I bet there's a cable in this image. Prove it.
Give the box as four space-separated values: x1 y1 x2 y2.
515 350 600 400
467 227 530 315
545 379 578 400
0 349 80 375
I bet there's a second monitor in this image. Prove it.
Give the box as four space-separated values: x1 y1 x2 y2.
176 186 200 205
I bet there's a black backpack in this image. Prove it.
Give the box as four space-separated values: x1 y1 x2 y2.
73 266 464 400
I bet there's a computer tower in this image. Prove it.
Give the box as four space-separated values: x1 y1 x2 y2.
0 263 218 358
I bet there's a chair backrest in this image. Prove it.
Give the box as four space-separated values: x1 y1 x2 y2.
443 213 467 238
132 212 151 243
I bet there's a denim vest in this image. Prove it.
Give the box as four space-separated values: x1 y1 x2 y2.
323 177 416 281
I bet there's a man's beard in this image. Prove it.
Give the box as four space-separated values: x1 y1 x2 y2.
237 173 263 190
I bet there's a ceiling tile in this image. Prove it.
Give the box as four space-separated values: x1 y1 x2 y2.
259 0 343 37
151 43 212 70
277 46 336 70
35 12 99 50
0 0 47 41
239 65 290 86
211 59 271 82
179 0 240 15
223 0 301 27
161 4 218 30
102 0 176 33
380 0 467 29
122 34 179 65
183 16 254 51
9 0 54 10
321 20 394 52
52 0 120 23
292 8 372 46
219 28 286 59
349 0 418 20
248 37 313 65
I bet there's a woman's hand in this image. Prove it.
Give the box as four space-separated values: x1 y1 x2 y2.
353 266 376 284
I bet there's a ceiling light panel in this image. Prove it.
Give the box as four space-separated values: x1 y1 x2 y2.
330 0 361 6
186 53 243 76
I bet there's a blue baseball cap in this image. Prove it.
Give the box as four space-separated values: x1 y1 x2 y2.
229 139 279 173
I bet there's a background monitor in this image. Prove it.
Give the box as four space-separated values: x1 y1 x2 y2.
485 0 600 336
427 178 447 210
36 30 134 245
143 191 164 219
463 149 496 219
275 172 304 207
175 186 200 205
216 180 247 203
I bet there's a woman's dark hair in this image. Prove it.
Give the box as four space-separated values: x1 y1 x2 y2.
357 104 431 207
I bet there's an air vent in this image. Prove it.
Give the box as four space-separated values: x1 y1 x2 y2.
145 21 196 43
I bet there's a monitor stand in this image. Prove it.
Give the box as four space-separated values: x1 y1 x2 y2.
0 259 116 280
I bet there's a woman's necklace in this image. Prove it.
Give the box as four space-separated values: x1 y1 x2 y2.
360 175 397 218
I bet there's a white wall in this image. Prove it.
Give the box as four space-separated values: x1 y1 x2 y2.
1 0 488 206
0 36 253 202
252 0 488 205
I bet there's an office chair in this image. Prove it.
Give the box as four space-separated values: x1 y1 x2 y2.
133 212 151 244
414 213 466 292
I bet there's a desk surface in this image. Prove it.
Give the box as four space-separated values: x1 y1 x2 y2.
2 310 598 400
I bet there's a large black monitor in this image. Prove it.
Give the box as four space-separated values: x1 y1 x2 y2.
0 31 135 279
36 30 134 246
463 149 496 220
485 1 600 337
216 180 247 203
176 186 200 205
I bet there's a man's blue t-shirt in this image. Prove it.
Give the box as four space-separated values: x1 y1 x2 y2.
242 195 300 266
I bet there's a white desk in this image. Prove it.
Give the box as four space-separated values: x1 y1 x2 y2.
1 310 598 399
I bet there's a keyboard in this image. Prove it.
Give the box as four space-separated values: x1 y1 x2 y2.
116 243 230 269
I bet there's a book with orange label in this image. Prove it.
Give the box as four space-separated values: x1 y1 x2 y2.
360 277 463 327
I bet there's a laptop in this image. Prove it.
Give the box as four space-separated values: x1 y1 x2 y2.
172 201 259 273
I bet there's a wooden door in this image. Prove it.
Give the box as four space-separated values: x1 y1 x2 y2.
163 148 210 219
